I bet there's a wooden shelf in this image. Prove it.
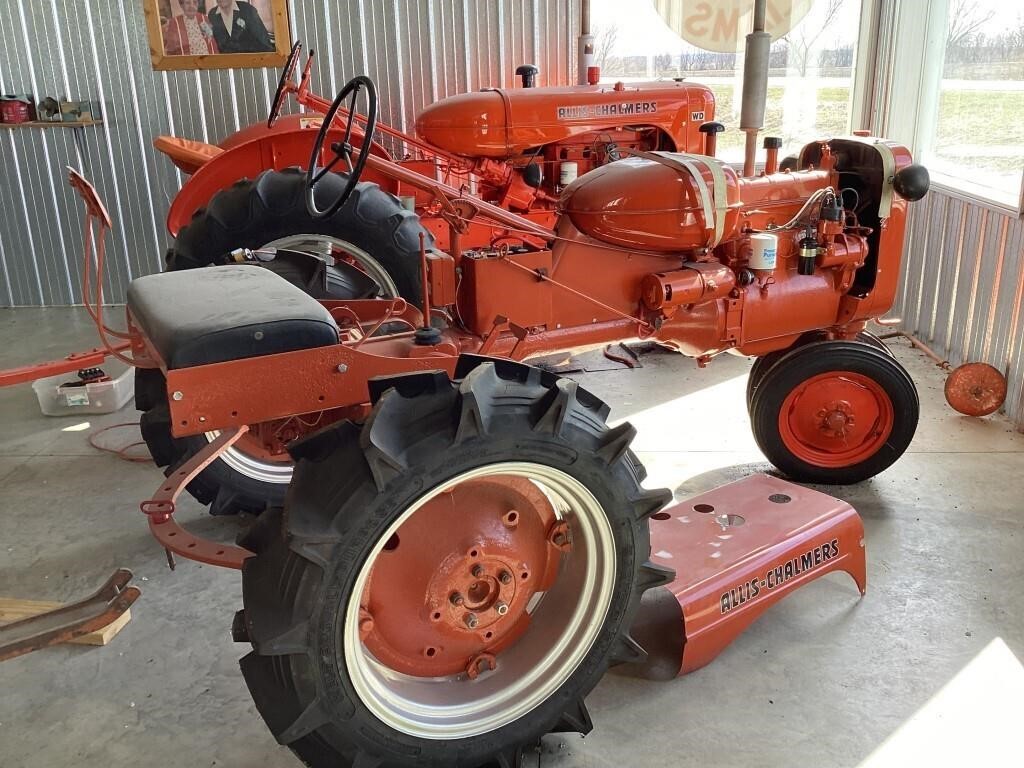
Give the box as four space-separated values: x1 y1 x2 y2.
0 120 103 129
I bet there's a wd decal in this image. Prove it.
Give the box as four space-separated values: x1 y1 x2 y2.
691 111 706 121
556 102 658 120
720 538 840 614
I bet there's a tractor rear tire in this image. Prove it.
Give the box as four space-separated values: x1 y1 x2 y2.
750 341 918 484
166 168 426 304
236 358 673 767
137 168 431 516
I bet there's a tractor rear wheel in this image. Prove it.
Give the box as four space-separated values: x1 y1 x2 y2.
166 168 426 302
750 341 918 484
138 168 431 516
235 358 672 767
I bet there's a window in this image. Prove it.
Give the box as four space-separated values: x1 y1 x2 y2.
590 0 867 165
880 0 1024 213
924 0 1024 210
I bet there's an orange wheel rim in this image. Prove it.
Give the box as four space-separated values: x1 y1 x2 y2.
343 462 617 738
778 371 894 468
360 476 563 678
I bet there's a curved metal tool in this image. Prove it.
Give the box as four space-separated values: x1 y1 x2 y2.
0 569 140 662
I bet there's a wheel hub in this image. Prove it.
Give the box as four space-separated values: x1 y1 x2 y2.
779 371 894 467
438 552 519 632
359 476 562 678
818 400 856 438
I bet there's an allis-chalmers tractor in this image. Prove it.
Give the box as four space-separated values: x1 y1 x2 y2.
18 12 930 763
144 41 925 522
146 42 724 515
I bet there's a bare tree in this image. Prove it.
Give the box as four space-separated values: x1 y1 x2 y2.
653 52 673 75
782 0 844 77
593 24 619 72
946 0 996 47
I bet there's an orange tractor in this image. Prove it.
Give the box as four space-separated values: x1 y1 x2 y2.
114 65 928 759
0 1 935 760
146 42 722 515
10 4 932 759
144 42 927 520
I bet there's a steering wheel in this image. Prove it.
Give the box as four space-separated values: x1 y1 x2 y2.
267 40 302 129
305 75 378 220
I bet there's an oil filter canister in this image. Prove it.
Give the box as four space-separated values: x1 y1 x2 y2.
748 233 778 272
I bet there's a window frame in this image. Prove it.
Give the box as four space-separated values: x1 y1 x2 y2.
867 0 1024 217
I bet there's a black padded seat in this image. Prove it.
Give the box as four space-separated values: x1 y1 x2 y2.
127 265 339 369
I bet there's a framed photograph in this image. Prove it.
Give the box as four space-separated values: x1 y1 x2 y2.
144 0 291 71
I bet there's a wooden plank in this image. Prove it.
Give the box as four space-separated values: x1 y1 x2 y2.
0 597 131 647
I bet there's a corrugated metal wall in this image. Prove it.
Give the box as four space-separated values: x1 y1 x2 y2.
894 191 1024 429
0 0 575 307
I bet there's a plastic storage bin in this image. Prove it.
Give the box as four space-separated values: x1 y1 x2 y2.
32 366 135 416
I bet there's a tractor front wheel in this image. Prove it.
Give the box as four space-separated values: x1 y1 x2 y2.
750 341 918 484
236 359 672 767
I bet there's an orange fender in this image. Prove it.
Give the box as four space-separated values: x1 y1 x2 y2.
166 119 395 237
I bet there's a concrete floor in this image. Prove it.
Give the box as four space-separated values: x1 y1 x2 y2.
1 307 1022 768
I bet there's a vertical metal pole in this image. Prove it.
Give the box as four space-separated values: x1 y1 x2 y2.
577 0 594 85
741 0 771 177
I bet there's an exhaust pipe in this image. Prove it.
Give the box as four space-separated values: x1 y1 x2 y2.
740 0 771 177
578 0 595 85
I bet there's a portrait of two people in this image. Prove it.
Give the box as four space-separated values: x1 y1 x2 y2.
161 0 275 56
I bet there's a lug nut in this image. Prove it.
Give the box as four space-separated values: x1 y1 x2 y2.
449 592 464 606
471 564 485 578
358 608 375 639
495 602 509 616
498 570 512 585
464 613 479 629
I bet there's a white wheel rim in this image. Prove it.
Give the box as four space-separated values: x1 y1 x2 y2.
205 233 398 483
343 462 617 739
262 233 400 297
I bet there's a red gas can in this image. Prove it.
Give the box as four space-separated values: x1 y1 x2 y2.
0 97 32 124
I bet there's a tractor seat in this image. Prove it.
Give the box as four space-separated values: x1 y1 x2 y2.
127 265 340 369
152 135 224 175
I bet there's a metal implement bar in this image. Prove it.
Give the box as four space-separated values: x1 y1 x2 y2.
140 427 255 570
0 343 131 387
0 569 140 662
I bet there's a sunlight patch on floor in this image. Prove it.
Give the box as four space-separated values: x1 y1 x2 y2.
858 637 1024 766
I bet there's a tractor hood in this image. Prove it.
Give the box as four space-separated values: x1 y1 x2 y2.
414 81 714 159
560 154 742 253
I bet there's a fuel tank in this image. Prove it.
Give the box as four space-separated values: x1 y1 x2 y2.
414 81 714 159
562 153 833 253
561 155 741 253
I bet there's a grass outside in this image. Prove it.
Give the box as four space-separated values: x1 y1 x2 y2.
703 82 1024 178
709 85 851 158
